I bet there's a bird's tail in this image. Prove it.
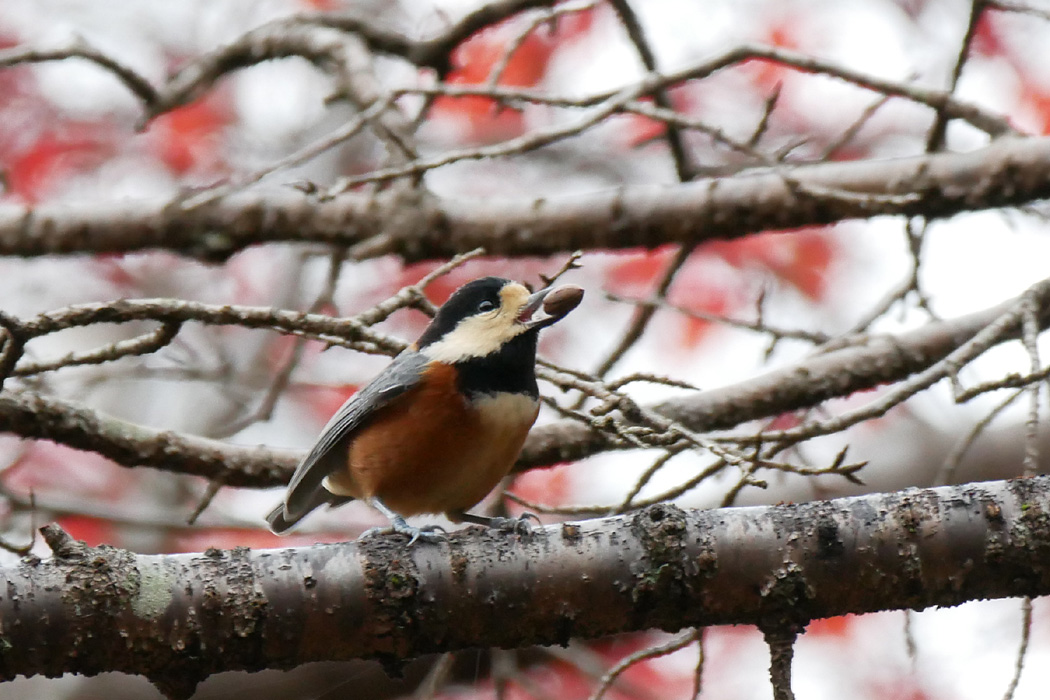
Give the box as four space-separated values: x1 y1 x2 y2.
266 490 355 534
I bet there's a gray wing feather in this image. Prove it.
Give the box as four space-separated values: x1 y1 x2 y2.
279 350 429 522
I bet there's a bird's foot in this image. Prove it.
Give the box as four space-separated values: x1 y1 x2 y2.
361 517 447 546
366 498 447 545
458 511 541 535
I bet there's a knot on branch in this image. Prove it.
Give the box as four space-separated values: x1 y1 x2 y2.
39 523 90 559
629 503 692 616
759 561 814 632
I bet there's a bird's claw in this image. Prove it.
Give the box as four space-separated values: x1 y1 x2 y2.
489 512 542 535
403 523 447 546
360 520 447 546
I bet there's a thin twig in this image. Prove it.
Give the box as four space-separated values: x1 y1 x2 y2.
1020 297 1042 477
820 93 892 159
413 653 456 700
1001 597 1033 700
587 630 700 700
608 0 694 180
13 322 181 377
926 0 987 152
989 0 1050 20
609 292 831 344
592 244 695 380
765 627 797 700
933 389 1023 486
0 38 158 107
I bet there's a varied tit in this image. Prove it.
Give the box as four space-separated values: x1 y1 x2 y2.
266 276 584 544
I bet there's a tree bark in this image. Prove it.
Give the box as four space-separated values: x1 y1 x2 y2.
0 135 1047 261
2 475 1049 698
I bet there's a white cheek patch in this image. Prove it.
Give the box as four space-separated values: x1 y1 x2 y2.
422 283 533 364
422 315 526 363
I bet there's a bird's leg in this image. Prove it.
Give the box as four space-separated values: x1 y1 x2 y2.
362 498 446 545
453 510 542 535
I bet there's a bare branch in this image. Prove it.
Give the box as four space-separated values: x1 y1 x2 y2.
0 38 158 107
741 277 1050 448
988 0 1050 22
5 477 1050 695
607 0 693 180
764 626 797 700
0 389 297 486
13 322 181 377
519 276 1050 469
925 0 987 151
587 630 700 700
609 292 831 344
1001 597 1033 700
313 1 561 73
17 297 405 354
592 244 694 380
3 134 1050 261
0 269 1041 487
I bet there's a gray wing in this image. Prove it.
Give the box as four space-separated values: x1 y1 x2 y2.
269 350 429 530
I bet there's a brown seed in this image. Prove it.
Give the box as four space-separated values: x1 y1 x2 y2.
543 284 584 319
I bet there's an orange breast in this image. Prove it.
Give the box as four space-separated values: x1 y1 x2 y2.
326 363 539 517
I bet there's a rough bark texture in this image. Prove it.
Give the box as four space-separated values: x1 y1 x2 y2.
2 475 1049 698
0 135 1048 261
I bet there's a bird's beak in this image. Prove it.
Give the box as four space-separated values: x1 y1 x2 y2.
519 284 584 330
518 287 552 328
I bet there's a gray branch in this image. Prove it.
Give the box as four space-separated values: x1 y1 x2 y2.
2 475 1048 698
1 135 1049 261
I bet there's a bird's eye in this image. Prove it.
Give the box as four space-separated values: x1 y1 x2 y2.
477 300 496 313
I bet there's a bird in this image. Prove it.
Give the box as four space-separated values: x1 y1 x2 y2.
266 276 583 544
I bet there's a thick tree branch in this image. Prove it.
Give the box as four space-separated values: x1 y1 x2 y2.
0 390 297 486
319 0 559 74
3 476 1049 698
1 135 1047 261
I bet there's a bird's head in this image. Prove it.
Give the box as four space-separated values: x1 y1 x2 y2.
416 276 582 363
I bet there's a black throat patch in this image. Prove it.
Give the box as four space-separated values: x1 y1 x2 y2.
453 330 540 399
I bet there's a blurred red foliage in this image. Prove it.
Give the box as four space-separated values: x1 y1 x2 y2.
806 614 854 638
705 228 834 301
431 10 595 142
605 229 834 350
148 96 231 176
3 123 115 203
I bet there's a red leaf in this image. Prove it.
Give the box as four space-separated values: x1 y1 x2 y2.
606 247 678 293
672 288 727 348
431 12 594 143
806 614 854 638
4 124 114 203
149 97 229 175
971 12 1006 58
55 516 115 548
705 229 836 300
765 412 802 430
4 443 135 501
748 22 801 91
509 463 573 509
